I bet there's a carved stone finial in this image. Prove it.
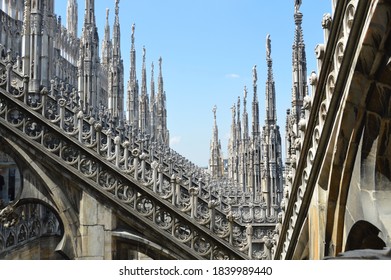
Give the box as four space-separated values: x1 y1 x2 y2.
213 105 217 120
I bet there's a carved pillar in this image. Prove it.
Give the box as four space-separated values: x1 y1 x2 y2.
246 224 253 259
132 149 140 181
114 136 121 167
226 211 235 245
189 187 199 219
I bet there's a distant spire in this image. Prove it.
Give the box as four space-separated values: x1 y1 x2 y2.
102 8 111 66
150 62 155 101
156 56 169 145
141 46 147 95
252 65 260 139
227 101 238 182
115 0 120 23
242 86 249 140
67 0 78 37
262 34 283 215
112 0 121 59
158 57 164 96
139 46 149 133
150 62 156 141
127 23 138 126
84 0 96 26
130 23 137 82
106 8 110 26
150 62 155 111
209 105 223 179
285 0 308 165
265 34 277 124
291 1 307 120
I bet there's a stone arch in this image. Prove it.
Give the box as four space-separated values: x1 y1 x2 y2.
0 134 81 259
345 220 385 252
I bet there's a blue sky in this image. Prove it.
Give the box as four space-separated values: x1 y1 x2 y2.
55 0 332 167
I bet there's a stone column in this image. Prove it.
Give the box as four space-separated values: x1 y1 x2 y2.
78 191 115 259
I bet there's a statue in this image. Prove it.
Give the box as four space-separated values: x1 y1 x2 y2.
252 65 257 85
231 104 236 120
159 57 162 73
262 236 274 260
131 23 136 43
213 105 217 120
266 34 271 58
295 0 302 12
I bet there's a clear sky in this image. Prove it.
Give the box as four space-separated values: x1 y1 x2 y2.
55 0 332 167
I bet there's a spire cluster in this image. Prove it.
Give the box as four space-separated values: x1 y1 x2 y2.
0 0 170 148
210 35 283 214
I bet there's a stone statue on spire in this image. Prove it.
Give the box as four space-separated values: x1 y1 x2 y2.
131 23 135 43
252 65 257 85
213 105 217 120
159 57 163 73
266 34 271 58
295 0 302 12
115 0 120 15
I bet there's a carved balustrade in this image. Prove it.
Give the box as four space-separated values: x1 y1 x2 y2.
0 52 276 259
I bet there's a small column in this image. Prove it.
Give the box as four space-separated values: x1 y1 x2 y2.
246 224 253 259
226 211 235 245
114 136 121 167
189 187 199 219
132 149 140 181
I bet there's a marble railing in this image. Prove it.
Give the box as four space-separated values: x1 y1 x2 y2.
0 52 276 259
